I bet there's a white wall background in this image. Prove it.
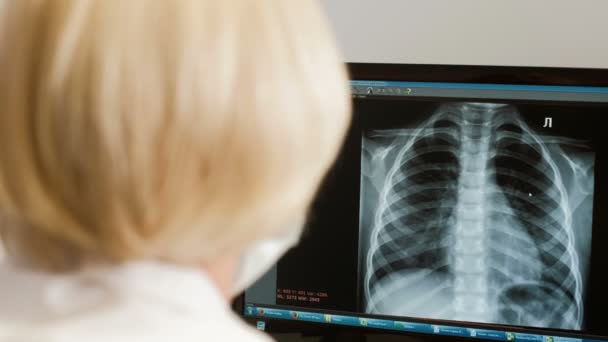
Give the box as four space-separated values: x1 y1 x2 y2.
322 0 608 69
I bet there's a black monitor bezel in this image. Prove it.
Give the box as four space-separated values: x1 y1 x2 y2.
234 62 608 341
347 63 608 86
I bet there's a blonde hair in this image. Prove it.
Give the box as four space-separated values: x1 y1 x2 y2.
0 0 350 271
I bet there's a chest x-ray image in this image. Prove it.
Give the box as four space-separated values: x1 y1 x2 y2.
359 102 595 330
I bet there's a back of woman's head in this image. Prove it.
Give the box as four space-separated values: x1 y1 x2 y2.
0 0 351 271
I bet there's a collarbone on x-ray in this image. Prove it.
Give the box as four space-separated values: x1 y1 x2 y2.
360 102 594 330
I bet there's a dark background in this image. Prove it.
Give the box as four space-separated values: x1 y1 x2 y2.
272 95 608 337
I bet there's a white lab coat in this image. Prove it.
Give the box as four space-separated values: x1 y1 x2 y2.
0 260 272 342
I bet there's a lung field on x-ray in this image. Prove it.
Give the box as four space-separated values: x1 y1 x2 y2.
359 102 595 330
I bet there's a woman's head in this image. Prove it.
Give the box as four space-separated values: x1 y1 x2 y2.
0 0 350 271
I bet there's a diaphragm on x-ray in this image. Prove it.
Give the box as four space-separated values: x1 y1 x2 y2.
359 102 595 330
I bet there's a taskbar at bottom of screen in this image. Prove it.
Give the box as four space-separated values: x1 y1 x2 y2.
244 305 603 342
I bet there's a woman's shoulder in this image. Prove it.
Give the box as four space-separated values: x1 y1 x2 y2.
0 311 273 342
0 261 273 342
0 320 274 342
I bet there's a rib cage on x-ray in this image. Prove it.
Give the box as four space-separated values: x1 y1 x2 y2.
360 102 594 330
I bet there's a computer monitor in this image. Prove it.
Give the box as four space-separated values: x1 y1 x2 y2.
237 63 608 342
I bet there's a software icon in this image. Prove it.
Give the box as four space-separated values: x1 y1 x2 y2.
507 332 516 341
360 318 368 326
324 315 332 323
256 321 266 331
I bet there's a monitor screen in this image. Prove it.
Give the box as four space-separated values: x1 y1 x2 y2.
242 66 608 342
